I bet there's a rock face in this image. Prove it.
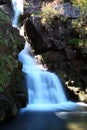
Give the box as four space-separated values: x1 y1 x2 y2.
24 14 68 52
24 1 80 52
25 17 47 53
24 0 87 103
0 8 27 121
0 0 14 18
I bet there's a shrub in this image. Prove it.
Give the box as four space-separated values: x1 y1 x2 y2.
70 0 87 48
41 3 57 25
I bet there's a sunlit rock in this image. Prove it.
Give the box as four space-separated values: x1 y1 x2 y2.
54 2 80 18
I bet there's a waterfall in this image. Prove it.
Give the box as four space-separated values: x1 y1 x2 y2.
18 41 67 104
19 42 78 111
11 0 23 27
11 0 75 111
12 0 87 112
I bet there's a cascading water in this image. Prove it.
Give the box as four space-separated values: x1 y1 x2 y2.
1 1 87 130
11 0 23 27
12 0 87 112
18 41 70 111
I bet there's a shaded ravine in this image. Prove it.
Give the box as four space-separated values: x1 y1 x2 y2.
0 0 87 130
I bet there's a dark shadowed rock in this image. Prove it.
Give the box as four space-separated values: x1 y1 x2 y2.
25 17 47 53
0 0 7 5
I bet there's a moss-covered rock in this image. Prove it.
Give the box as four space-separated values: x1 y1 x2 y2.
0 9 27 121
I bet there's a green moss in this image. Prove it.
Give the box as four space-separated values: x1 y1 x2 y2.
41 3 57 25
0 29 19 84
0 8 26 121
69 38 79 45
0 9 11 23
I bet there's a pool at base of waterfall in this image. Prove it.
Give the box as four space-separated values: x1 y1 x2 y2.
0 110 87 130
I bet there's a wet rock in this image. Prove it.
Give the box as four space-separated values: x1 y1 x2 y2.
0 94 17 120
16 92 28 108
0 109 5 121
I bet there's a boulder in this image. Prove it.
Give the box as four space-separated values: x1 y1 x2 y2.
54 2 80 18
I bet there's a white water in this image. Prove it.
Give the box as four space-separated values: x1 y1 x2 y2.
18 41 67 105
12 0 87 112
18 42 87 112
11 0 24 27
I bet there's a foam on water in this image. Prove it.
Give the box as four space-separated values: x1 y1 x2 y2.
18 41 67 107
